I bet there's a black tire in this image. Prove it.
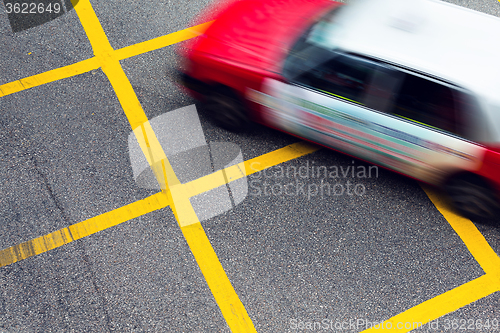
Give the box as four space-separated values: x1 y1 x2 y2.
445 174 499 219
205 86 249 132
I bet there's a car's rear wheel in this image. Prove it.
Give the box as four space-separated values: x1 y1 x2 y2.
445 174 499 219
205 86 249 132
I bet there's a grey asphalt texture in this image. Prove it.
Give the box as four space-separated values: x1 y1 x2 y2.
0 0 499 332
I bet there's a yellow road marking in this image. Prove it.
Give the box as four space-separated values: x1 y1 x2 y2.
180 222 256 332
168 142 320 329
182 141 321 199
359 186 500 332
422 185 500 283
72 1 255 331
0 21 212 99
0 192 169 268
114 21 213 61
72 0 176 190
168 184 256 331
360 274 499 332
0 58 100 98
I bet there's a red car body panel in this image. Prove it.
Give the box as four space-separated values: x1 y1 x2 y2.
179 0 339 113
197 0 336 72
476 149 500 194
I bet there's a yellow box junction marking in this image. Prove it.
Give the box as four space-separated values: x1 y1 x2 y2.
0 0 499 330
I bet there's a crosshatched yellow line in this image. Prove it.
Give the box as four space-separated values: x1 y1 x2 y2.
0 192 169 268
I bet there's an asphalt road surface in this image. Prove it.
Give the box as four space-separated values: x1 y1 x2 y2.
0 0 499 332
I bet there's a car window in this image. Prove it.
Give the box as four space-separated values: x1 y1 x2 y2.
390 73 465 135
294 53 377 105
451 89 483 141
282 6 343 81
363 66 403 113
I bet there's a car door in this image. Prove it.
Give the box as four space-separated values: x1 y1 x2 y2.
252 52 484 184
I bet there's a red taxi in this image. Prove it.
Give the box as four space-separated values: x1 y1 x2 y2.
177 0 500 219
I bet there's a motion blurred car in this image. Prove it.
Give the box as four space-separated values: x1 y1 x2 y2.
177 0 500 219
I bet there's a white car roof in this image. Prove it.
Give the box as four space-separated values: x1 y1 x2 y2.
326 0 500 103
321 0 500 141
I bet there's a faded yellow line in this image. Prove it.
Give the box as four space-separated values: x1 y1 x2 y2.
360 274 499 332
182 141 321 198
422 185 500 283
0 57 100 98
72 1 256 331
0 192 169 267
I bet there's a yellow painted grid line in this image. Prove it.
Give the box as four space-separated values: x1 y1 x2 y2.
356 186 500 332
0 57 100 98
360 274 499 332
114 21 213 61
68 0 177 188
423 185 500 281
182 141 321 199
0 192 169 267
72 0 255 331
180 222 255 331
0 22 212 99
